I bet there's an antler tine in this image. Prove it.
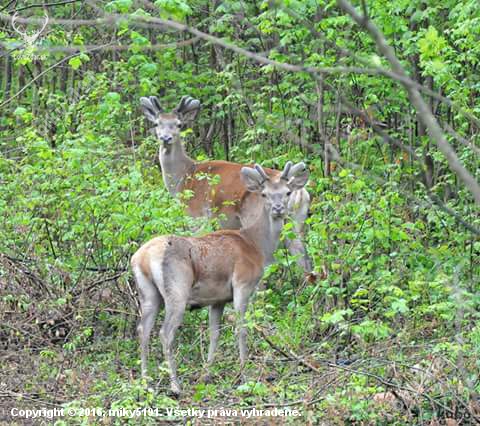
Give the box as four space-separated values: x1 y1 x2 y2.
288 162 307 178
11 13 27 37
174 95 189 113
140 96 153 108
254 164 269 183
280 161 293 180
183 96 195 109
181 96 194 112
184 96 200 112
242 167 262 181
174 95 200 113
149 96 163 113
39 12 49 34
140 97 158 117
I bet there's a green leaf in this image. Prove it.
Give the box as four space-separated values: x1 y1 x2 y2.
321 309 353 325
68 57 82 70
139 62 158 78
13 107 28 117
391 298 409 314
106 0 132 13
154 0 192 19
104 92 121 104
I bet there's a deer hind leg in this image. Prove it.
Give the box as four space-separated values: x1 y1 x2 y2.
153 260 192 396
133 266 162 378
286 188 313 272
159 300 186 395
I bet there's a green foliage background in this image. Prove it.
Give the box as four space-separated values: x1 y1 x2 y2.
0 0 479 423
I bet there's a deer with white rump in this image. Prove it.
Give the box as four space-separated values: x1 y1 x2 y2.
140 95 313 273
131 161 309 395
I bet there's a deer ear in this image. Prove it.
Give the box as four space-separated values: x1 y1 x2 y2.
240 167 265 192
287 162 309 190
140 97 158 123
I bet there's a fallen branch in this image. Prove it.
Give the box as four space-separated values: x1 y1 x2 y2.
254 325 476 419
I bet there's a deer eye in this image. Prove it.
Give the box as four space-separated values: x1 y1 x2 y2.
286 191 292 196
261 193 267 198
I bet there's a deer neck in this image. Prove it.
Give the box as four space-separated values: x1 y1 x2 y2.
159 139 195 195
241 208 284 267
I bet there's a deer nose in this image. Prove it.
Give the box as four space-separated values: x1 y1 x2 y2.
160 134 173 144
272 204 285 216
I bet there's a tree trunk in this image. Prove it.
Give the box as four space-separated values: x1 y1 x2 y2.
3 54 12 101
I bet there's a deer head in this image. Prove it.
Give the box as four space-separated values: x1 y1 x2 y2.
11 12 49 46
241 161 309 220
140 95 200 148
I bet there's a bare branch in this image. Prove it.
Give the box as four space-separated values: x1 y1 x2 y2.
337 0 480 204
0 7 477 131
444 123 480 157
0 37 199 53
8 1 82 13
0 0 16 13
2 6 479 203
0 43 114 108
0 13 392 75
5 6 479 134
282 3 480 130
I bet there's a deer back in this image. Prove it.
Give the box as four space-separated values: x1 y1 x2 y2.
180 160 279 228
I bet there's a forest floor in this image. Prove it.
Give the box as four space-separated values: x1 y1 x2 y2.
2 269 478 425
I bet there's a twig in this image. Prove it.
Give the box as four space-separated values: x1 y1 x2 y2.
281 2 480 131
79 271 127 294
0 390 65 406
0 37 200 53
2 7 479 131
9 1 82 13
255 325 461 418
444 123 480 157
337 0 480 204
0 43 113 108
0 0 16 13
44 219 57 259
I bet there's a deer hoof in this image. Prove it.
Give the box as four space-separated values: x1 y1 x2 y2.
201 372 213 384
168 381 181 398
233 371 247 386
